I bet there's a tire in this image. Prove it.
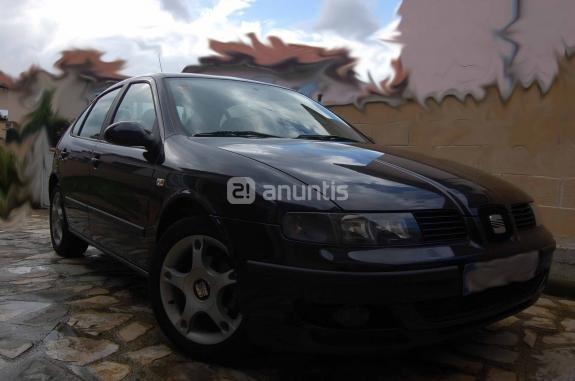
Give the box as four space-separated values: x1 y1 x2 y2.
49 186 88 258
150 217 249 362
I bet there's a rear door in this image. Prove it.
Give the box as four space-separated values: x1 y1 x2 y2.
60 87 121 238
89 81 161 267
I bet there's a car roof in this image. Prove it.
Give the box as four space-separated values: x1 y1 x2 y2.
117 73 292 91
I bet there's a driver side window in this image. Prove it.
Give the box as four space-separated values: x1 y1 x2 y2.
113 83 157 133
78 88 121 139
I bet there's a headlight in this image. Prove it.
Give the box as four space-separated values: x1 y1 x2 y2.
282 212 421 245
529 202 542 226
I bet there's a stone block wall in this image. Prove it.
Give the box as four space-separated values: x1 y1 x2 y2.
330 57 575 237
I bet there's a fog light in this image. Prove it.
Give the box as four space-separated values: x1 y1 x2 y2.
333 305 370 327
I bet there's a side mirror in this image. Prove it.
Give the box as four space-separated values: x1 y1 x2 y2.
104 122 155 150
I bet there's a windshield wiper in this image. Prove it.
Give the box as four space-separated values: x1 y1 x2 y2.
194 130 279 138
295 134 358 142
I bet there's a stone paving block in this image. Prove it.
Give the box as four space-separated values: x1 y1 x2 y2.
0 340 32 359
88 361 130 381
161 362 216 380
125 345 172 365
12 276 58 285
25 253 58 260
15 359 80 380
84 288 110 297
117 322 152 342
486 367 517 381
162 362 257 381
112 289 133 299
522 305 555 320
0 283 54 297
535 297 560 309
111 305 153 315
20 303 69 330
48 264 94 277
74 275 108 283
440 373 476 381
523 329 537 348
68 311 132 336
59 258 89 265
558 299 575 307
534 348 575 381
523 317 558 332
542 332 575 346
0 300 51 322
45 336 119 366
560 318 575 332
68 296 119 306
3 265 53 278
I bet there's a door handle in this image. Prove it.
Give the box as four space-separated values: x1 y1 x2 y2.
60 149 69 159
91 155 101 167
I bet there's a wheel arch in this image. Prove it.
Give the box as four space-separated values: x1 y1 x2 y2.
155 194 215 242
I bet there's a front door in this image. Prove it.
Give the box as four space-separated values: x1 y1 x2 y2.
89 82 160 267
61 88 121 237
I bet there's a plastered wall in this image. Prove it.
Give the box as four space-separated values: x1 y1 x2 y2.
331 56 575 237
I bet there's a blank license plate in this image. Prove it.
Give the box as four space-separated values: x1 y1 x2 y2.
463 252 539 295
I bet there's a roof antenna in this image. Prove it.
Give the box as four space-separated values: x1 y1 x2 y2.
157 52 164 73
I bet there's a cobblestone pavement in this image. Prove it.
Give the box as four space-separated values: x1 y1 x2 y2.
1 211 575 381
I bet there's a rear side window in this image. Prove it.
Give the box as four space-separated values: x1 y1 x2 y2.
78 88 121 139
113 83 157 133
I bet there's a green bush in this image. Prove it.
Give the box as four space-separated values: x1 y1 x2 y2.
0 145 25 219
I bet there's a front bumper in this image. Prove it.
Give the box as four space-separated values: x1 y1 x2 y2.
240 252 551 353
219 217 555 353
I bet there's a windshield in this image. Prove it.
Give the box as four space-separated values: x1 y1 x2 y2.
164 77 367 142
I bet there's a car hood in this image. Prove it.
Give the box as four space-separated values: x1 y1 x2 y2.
196 138 532 213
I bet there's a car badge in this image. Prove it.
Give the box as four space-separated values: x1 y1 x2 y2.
488 214 506 234
193 279 210 300
156 178 165 187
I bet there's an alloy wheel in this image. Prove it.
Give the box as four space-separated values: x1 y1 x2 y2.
51 192 64 247
159 235 241 345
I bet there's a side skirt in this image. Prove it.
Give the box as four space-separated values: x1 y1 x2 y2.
69 227 150 278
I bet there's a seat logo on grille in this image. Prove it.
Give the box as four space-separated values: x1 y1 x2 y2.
488 214 507 234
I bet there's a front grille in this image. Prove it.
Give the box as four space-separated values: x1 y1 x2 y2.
511 203 537 230
413 209 467 244
479 206 513 241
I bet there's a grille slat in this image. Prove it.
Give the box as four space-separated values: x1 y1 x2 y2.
413 210 467 244
415 218 462 223
511 204 536 230
417 221 462 227
419 226 466 232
